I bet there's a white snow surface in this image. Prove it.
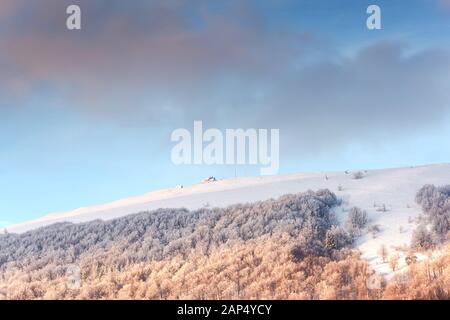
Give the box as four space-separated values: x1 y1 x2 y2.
7 163 450 276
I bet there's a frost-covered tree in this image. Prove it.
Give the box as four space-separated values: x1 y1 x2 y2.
346 207 368 234
378 244 389 263
411 225 434 249
415 184 450 243
325 226 352 251
389 254 400 271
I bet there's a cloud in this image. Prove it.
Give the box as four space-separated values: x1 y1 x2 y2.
0 0 19 20
0 0 315 121
257 42 450 153
439 0 450 9
1 0 450 159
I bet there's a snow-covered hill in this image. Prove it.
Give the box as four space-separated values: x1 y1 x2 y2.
7 163 450 276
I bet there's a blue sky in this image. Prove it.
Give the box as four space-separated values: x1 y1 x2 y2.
1 0 450 227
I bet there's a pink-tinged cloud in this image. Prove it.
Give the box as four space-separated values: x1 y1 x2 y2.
0 0 314 113
1 0 450 156
439 0 450 9
0 0 19 19
0 0 23 23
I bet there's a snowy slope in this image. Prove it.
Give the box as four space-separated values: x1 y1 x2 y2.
7 163 450 275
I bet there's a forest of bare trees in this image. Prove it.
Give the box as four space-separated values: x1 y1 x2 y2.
0 190 355 299
1 186 449 300
0 190 343 268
